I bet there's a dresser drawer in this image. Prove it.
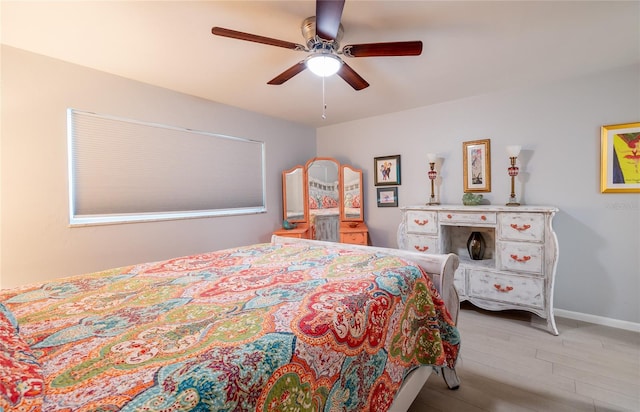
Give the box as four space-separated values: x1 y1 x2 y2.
497 241 543 274
468 270 544 309
404 234 439 254
341 231 367 245
454 267 466 297
273 227 309 239
439 211 497 225
498 213 545 242
405 210 438 234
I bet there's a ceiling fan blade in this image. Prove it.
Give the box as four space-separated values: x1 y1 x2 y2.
212 27 305 50
316 0 345 41
337 62 369 91
342 41 423 57
267 61 307 85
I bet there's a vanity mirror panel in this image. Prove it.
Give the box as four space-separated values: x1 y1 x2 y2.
341 165 363 222
306 158 340 242
282 165 307 223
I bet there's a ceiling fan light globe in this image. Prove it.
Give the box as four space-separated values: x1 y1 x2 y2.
306 54 341 77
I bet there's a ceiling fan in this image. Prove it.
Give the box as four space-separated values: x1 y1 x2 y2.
211 0 423 91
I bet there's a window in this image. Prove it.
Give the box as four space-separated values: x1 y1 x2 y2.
68 109 266 226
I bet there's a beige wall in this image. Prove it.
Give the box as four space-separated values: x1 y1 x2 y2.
3 44 639 326
318 64 640 325
0 45 316 288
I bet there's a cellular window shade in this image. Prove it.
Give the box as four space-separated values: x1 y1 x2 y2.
68 109 266 225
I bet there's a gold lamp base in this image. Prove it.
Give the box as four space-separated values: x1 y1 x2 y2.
427 161 439 206
506 194 520 206
507 157 520 206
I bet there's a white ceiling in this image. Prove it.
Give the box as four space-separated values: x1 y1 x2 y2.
2 1 639 127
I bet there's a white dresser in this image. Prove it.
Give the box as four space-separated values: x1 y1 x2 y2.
397 205 559 335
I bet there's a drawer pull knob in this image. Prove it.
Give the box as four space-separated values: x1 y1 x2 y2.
414 219 429 225
481 215 487 221
447 214 452 219
414 245 429 252
494 284 514 293
510 254 531 262
510 223 531 232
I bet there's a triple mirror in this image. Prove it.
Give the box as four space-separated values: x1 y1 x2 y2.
282 157 364 241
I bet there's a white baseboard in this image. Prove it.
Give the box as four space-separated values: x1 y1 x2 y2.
555 309 640 333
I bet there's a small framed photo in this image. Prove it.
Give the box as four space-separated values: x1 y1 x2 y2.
463 139 491 192
374 155 401 186
601 122 640 193
377 187 398 207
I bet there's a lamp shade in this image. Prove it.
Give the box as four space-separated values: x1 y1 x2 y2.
426 153 437 163
306 54 341 77
506 145 522 157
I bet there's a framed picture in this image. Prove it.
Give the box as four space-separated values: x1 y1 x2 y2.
374 155 401 186
377 187 398 207
601 122 640 193
463 139 491 192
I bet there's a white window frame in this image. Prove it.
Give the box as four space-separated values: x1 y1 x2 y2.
67 109 266 226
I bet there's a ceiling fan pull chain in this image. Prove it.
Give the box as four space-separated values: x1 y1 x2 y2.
322 75 327 119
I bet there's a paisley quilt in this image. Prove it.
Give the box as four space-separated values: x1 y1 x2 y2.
0 242 459 411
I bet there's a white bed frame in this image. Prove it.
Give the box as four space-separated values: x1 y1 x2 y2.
271 236 461 411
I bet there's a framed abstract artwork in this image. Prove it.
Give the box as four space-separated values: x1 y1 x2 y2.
463 139 491 192
374 155 401 186
601 122 640 193
377 187 398 207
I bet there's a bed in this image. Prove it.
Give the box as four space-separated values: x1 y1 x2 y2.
0 237 460 411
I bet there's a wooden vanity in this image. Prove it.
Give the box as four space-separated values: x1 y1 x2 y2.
339 222 368 245
277 157 368 245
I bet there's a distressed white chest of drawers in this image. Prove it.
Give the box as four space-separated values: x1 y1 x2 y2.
398 205 559 335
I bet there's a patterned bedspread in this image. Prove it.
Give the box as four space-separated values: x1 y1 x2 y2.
0 242 459 411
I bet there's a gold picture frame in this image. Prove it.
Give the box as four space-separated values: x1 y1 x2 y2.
463 139 491 192
601 122 640 193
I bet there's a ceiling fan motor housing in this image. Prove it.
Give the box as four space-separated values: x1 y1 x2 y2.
302 16 343 53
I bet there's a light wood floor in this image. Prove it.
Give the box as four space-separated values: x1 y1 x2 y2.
409 303 640 412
